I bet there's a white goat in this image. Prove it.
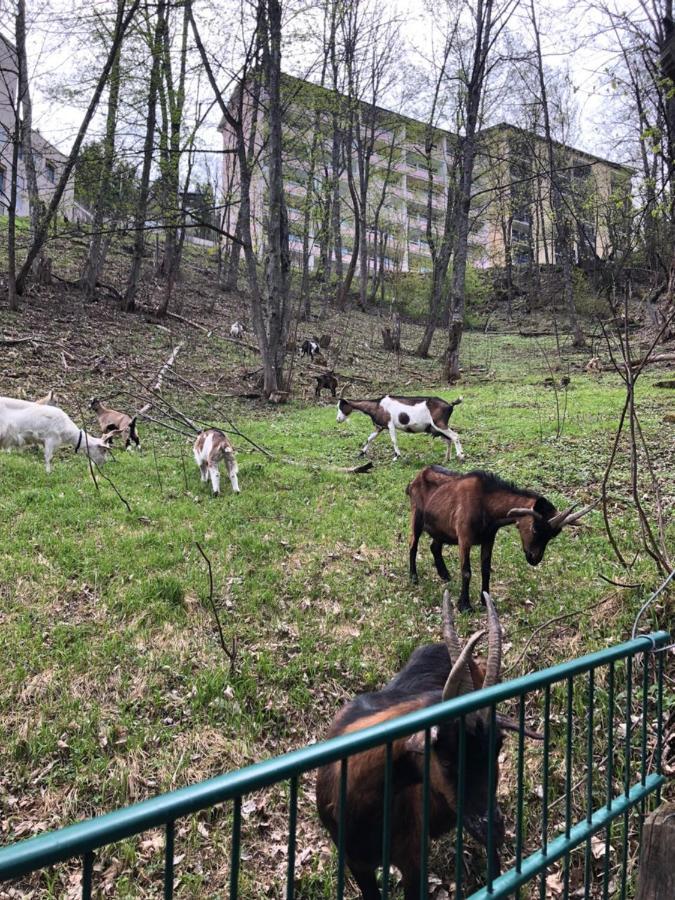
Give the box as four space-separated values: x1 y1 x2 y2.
193 428 240 495
230 321 244 339
0 397 114 472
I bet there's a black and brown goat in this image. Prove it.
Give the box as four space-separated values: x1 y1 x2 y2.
316 593 537 899
407 467 598 611
315 371 338 399
90 398 140 450
337 394 464 460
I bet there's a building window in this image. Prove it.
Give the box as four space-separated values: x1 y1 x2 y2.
45 162 55 184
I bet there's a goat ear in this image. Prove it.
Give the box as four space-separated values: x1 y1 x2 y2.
405 725 439 755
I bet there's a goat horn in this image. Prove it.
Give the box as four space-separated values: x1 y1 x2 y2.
554 497 601 529
496 714 545 740
442 590 474 695
547 502 579 530
442 630 486 701
506 507 543 521
482 593 502 689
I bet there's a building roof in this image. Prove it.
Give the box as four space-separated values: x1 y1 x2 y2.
221 71 634 176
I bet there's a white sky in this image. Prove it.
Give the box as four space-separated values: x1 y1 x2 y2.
7 0 644 178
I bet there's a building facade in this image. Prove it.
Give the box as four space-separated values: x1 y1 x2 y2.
220 74 632 277
0 33 83 222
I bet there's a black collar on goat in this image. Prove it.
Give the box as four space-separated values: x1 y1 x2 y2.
407 467 599 611
336 393 464 461
316 592 540 900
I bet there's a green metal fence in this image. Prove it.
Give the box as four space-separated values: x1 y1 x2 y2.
0 631 669 898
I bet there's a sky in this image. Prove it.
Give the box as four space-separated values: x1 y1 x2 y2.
3 0 643 179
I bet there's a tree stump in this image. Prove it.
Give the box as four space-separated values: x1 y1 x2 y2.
319 334 331 349
635 802 675 899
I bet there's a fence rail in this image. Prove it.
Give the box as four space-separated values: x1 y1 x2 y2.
0 630 669 898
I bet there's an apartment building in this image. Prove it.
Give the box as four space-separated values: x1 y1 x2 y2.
0 32 83 221
220 74 632 276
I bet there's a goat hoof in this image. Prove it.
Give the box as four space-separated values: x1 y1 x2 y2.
410 574 418 585
458 602 472 613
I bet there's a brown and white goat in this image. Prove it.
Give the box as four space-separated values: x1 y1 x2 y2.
193 428 240 495
0 397 113 472
407 466 598 611
317 592 538 900
337 394 464 460
90 398 140 450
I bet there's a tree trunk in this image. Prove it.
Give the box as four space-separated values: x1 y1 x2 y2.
16 0 140 294
80 9 123 300
260 0 291 396
123 0 165 313
7 8 22 312
16 0 41 272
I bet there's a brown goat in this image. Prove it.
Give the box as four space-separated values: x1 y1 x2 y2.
407 466 598 611
90 398 140 450
316 593 538 899
315 372 338 399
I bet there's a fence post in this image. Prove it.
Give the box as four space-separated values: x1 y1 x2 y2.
635 802 675 899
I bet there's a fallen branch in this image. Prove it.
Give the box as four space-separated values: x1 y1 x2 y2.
195 542 237 674
136 343 184 416
504 593 619 675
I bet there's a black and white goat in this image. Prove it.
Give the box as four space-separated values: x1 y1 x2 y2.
0 397 114 472
230 321 244 339
300 339 320 360
337 394 464 461
193 428 240 495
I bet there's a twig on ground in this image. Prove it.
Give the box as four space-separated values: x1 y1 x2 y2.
136 343 184 416
195 542 238 674
504 594 619 675
153 448 163 496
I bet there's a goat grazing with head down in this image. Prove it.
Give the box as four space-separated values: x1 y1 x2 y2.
193 428 240 495
337 394 464 461
230 321 244 339
90 398 140 450
315 371 338 399
317 592 540 900
407 466 598 611
0 397 114 472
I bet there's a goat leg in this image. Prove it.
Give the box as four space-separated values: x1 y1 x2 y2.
480 536 496 601
458 542 472 612
430 539 451 581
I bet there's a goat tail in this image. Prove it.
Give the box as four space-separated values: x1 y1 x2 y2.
450 395 463 407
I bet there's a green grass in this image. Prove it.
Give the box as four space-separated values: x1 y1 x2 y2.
0 329 673 897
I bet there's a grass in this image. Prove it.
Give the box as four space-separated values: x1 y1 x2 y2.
0 281 673 896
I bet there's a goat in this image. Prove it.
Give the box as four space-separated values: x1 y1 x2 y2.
230 321 244 339
337 394 464 461
193 428 240 495
300 338 320 360
317 592 539 899
35 390 55 405
0 397 114 472
315 371 338 399
90 398 140 450
407 466 598 611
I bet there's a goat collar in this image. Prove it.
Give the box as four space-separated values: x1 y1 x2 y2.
74 431 84 454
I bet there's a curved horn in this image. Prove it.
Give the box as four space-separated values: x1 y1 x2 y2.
506 507 543 521
547 502 579 530
442 590 474 696
482 593 502 689
442 630 486 701
552 498 601 529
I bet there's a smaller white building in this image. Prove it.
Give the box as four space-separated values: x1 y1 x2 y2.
0 32 80 221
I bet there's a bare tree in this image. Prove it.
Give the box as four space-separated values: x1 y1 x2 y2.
123 0 166 313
